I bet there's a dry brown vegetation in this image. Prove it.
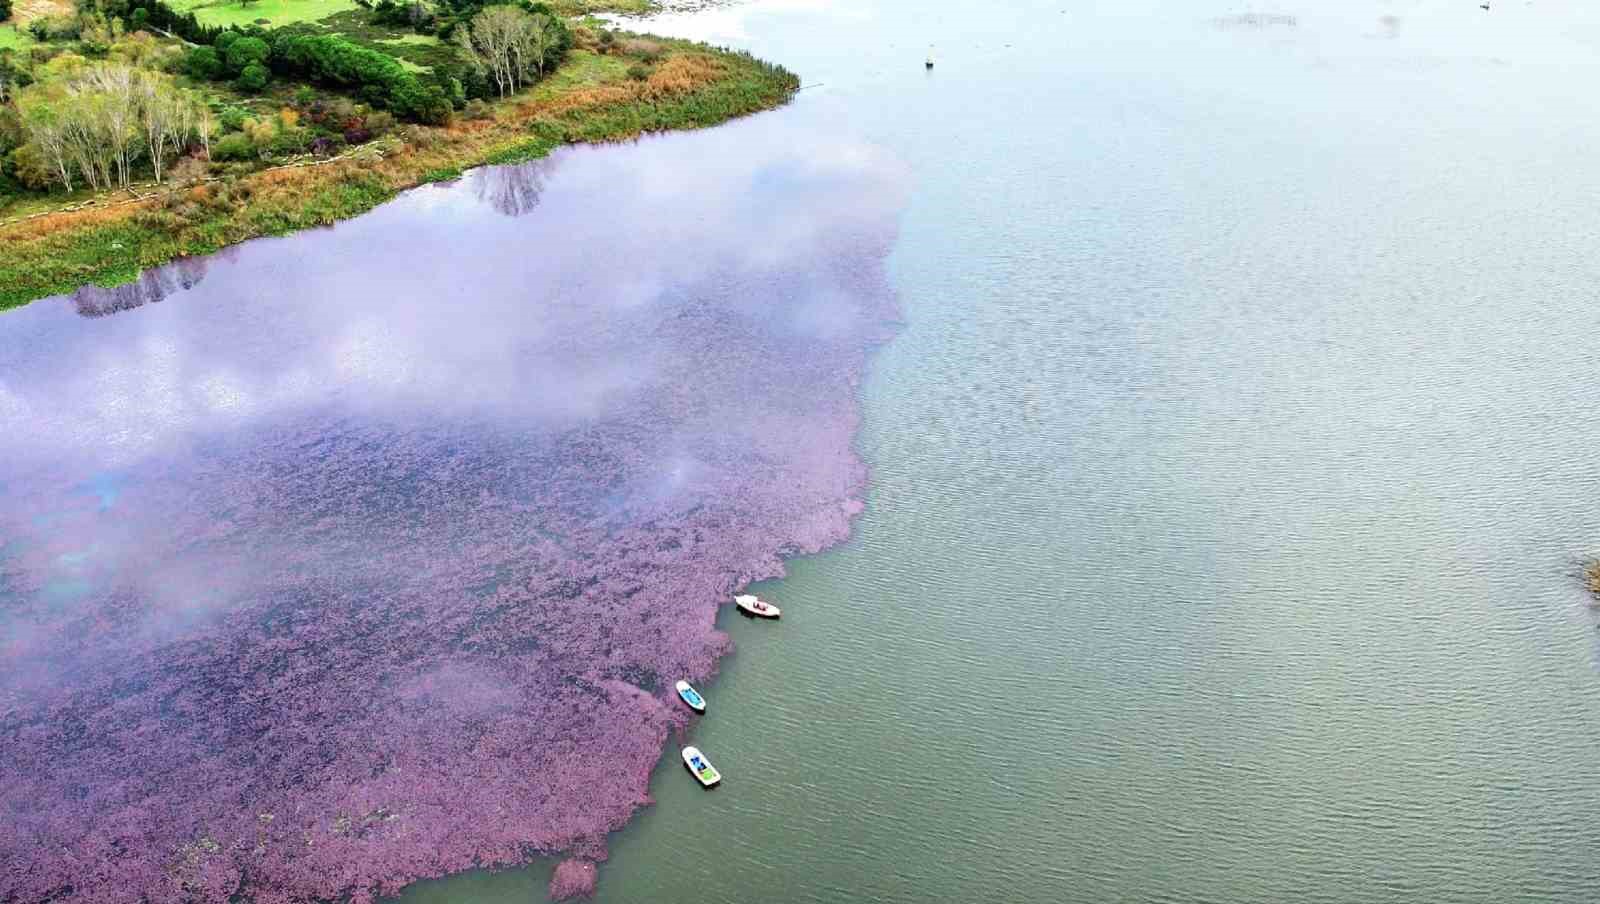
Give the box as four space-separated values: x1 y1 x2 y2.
13 0 73 26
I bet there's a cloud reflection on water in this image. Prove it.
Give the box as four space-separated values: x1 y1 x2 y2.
0 114 907 904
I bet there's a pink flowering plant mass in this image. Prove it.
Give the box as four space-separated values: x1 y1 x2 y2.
0 124 906 903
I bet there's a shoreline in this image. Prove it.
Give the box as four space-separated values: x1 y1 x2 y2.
0 38 798 311
0 96 909 904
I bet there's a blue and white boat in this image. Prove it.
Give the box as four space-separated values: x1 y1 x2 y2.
675 679 706 713
682 746 721 787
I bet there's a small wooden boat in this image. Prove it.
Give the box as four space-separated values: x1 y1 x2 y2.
681 746 721 787
734 594 781 619
675 679 706 713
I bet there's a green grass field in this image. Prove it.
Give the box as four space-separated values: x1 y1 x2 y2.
525 49 631 100
0 24 36 50
168 0 358 28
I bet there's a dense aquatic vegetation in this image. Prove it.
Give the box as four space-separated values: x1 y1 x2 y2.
0 128 905 901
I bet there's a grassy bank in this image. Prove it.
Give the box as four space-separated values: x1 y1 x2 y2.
165 0 650 28
0 41 797 310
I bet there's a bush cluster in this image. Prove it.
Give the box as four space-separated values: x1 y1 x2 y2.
369 0 432 33
270 32 452 123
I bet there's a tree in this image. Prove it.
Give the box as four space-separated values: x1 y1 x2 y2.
135 70 200 183
9 143 56 190
454 5 558 98
195 103 213 158
269 33 451 124
77 63 140 187
14 63 204 191
186 45 222 80
15 90 77 191
0 0 13 23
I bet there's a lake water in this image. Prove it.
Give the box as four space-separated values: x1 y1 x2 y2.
9 0 1600 901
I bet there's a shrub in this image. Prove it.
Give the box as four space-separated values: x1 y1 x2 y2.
29 15 80 41
168 155 209 185
211 131 254 160
8 143 54 191
308 134 343 156
186 45 222 79
461 98 491 120
78 15 115 56
0 49 30 95
620 39 661 60
364 109 394 135
264 127 309 155
218 105 249 132
224 35 269 76
1 0 15 22
626 63 649 81
236 61 269 92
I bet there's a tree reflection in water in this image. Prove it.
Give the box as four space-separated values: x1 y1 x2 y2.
71 254 216 318
470 158 555 218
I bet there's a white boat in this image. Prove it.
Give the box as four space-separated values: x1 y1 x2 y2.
681 746 721 787
675 679 706 713
734 594 781 619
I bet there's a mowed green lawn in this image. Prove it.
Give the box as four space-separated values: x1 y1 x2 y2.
167 0 359 28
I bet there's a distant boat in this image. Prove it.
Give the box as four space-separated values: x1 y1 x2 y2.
675 679 706 713
682 746 721 787
734 594 781 619
925 45 935 69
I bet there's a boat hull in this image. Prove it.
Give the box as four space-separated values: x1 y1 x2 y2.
681 746 721 787
675 680 706 713
733 594 781 619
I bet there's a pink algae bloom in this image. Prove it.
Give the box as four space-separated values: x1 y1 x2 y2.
549 859 600 899
0 125 906 904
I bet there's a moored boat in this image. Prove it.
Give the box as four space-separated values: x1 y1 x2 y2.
734 594 781 619
675 679 706 713
682 746 721 787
